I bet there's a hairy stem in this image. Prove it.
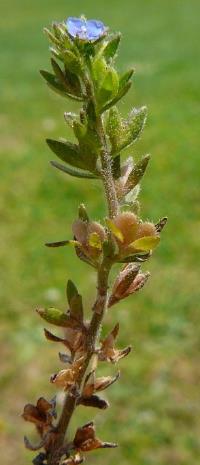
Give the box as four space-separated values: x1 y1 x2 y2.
47 109 118 464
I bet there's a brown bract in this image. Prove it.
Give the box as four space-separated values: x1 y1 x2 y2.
44 326 86 359
82 370 120 398
73 422 117 452
98 323 131 362
22 397 56 429
50 356 85 390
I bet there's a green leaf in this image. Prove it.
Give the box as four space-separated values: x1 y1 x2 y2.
103 34 121 61
102 80 132 112
66 281 83 322
36 307 78 328
131 236 160 251
92 56 107 84
40 69 66 94
70 294 84 322
63 50 82 74
105 218 124 242
44 27 61 47
40 69 82 101
125 154 150 192
119 68 134 90
127 106 147 146
51 58 84 99
66 279 79 306
51 58 67 86
50 160 98 179
111 106 147 154
73 121 87 140
46 139 90 171
64 69 83 98
97 67 119 108
106 107 122 152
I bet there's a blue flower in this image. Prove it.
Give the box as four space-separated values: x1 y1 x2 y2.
66 17 107 42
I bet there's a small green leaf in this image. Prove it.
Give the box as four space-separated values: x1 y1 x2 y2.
103 34 121 61
44 27 60 47
66 279 79 306
102 80 132 113
110 106 147 154
119 68 134 90
64 69 83 98
92 56 107 84
73 121 87 140
127 106 147 145
70 294 84 322
36 307 76 328
40 69 66 94
97 67 119 108
106 107 122 152
50 160 98 179
105 218 124 242
88 232 102 250
63 50 82 74
131 236 160 251
78 204 90 222
51 58 67 86
66 281 84 323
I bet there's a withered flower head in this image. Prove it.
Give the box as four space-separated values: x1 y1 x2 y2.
82 370 120 400
109 211 159 257
22 397 56 429
98 323 131 363
72 219 106 260
50 356 85 390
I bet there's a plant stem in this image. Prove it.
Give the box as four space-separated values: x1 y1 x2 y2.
47 71 118 465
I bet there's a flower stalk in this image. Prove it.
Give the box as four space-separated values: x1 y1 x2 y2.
23 16 167 465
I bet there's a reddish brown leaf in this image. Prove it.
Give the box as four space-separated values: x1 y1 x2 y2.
73 422 117 452
77 395 109 410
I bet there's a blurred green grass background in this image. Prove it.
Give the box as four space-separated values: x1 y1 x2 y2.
0 0 199 464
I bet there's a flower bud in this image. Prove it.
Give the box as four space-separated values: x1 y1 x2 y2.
109 263 140 306
72 219 106 260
